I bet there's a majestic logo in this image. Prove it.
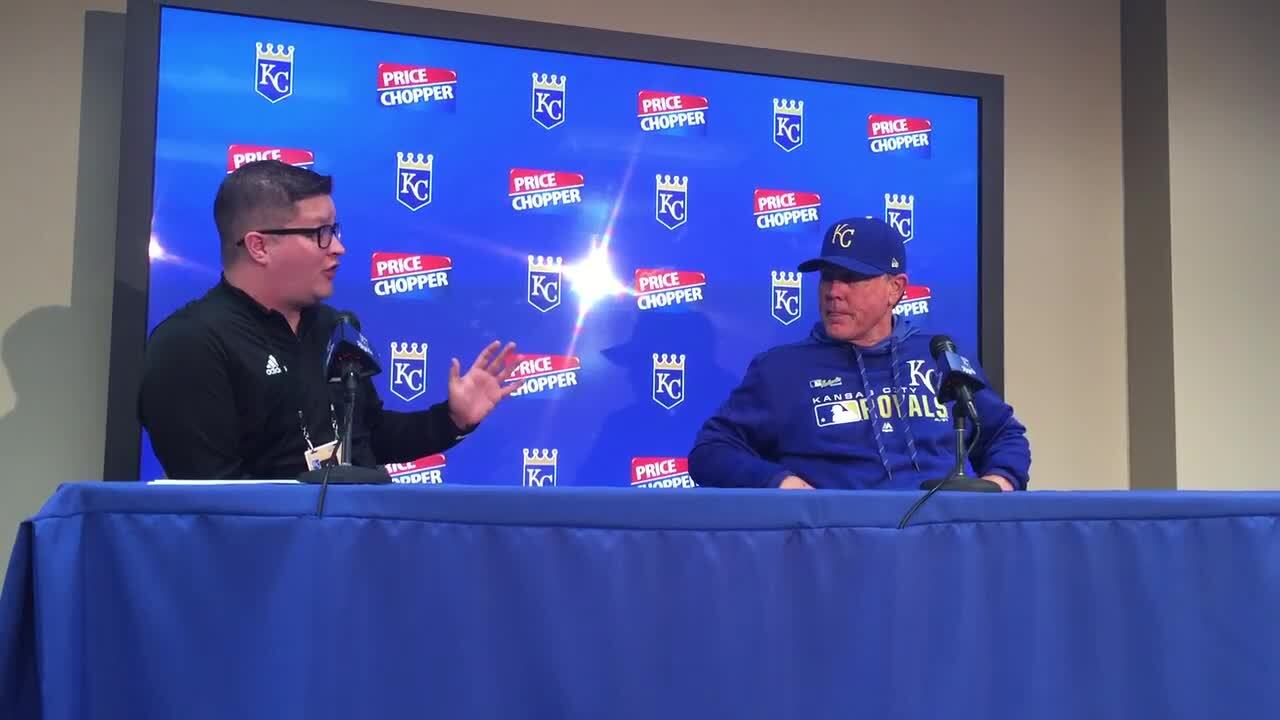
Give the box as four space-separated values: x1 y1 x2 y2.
655 174 689 230
255 42 294 103
531 73 566 129
526 255 563 312
509 169 584 211
652 353 686 410
389 342 428 402
371 252 451 298
226 145 313 173
867 114 933 157
771 271 802 325
504 353 581 397
377 63 457 107
754 189 821 230
638 90 709 133
522 448 558 487
885 193 914 242
635 268 705 310
894 285 932 318
773 98 803 151
396 152 433 211
630 457 696 489
386 454 446 484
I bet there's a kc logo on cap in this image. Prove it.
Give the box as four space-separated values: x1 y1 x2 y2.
798 216 906 277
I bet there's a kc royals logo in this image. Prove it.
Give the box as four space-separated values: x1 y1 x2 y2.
656 174 688 230
771 271 802 325
773 98 803 152
389 342 427 402
527 255 563 312
652 353 686 410
885 193 914 242
255 42 294 103
396 152 433 211
531 73 566 129
522 448 558 487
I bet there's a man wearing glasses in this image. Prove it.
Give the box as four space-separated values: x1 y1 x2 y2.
138 159 521 480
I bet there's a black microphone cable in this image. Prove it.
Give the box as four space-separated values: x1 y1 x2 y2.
896 414 982 530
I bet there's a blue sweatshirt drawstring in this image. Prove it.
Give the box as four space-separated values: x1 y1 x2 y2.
853 339 923 486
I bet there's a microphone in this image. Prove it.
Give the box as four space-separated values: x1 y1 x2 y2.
299 309 392 496
898 335 1000 527
324 311 381 383
929 335 982 422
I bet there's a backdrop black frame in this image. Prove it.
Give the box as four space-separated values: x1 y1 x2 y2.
103 0 1005 480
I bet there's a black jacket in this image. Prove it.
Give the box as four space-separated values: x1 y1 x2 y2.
138 277 467 479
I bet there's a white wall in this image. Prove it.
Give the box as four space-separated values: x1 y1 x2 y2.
1167 0 1280 488
0 0 126 561
0 0 1127 562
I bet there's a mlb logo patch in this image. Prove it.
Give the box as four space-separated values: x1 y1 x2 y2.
255 42 294 103
522 448 558 487
814 400 863 427
531 73 566 129
885 193 914 242
655 174 688 230
771 271 802 325
527 255 563 312
396 152 433 211
773 98 803 152
652 353 686 410
389 342 427 402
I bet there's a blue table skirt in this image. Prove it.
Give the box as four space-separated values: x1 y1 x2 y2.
3 482 1279 719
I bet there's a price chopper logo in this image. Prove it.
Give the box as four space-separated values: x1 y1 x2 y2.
773 98 803 152
396 152 433 211
754 189 821 230
226 145 313 173
389 342 428 402
867 114 933 157
630 457 696 489
884 193 914 242
637 90 709 134
527 255 563 313
531 73 566 129
509 169 584 212
386 454 446 484
652 353 686 410
377 63 457 108
655 174 688 230
634 269 706 311
255 42 293 103
504 354 581 398
522 448 558 487
370 252 451 298
771 271 802 325
893 285 932 318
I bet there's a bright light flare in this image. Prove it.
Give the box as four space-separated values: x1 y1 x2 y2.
563 238 631 328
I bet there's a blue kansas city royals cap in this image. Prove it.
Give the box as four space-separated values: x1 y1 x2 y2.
797 216 906 277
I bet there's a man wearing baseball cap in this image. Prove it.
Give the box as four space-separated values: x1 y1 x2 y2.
688 216 1030 491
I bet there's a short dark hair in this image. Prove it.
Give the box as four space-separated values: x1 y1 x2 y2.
213 160 333 264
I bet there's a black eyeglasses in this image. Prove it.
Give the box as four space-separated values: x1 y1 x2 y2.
238 222 341 249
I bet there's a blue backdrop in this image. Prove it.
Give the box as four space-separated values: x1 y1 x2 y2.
141 6 980 485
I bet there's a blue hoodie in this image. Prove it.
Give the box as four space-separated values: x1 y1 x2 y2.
689 316 1031 490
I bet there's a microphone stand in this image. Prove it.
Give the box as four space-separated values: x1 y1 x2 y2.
298 363 393 495
919 407 1000 493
